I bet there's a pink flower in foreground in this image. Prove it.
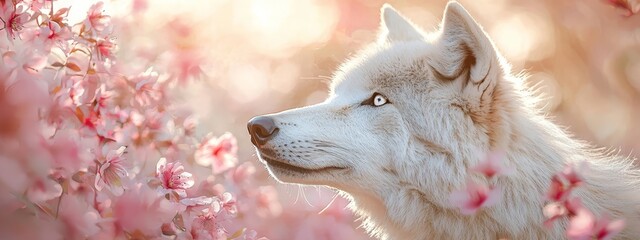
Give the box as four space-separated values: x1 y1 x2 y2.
565 199 626 240
543 202 567 228
449 180 502 215
546 162 587 202
46 132 86 178
195 132 238 174
229 162 256 185
94 146 128 195
546 175 570 202
26 177 63 202
559 162 587 188
567 206 596 240
545 197 584 228
156 157 194 195
113 184 178 236
56 195 100 238
254 186 282 218
593 215 626 240
1 44 48 85
470 151 514 179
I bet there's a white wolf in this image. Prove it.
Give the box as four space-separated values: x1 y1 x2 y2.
248 2 640 239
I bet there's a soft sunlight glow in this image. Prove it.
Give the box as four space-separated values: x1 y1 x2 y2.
236 0 339 58
58 0 109 24
490 11 554 64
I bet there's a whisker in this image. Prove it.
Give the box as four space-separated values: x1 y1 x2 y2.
318 192 339 215
301 185 313 207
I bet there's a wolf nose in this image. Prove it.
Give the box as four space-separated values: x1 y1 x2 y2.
247 116 279 145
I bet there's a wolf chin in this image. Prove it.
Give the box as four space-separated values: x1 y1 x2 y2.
247 2 640 239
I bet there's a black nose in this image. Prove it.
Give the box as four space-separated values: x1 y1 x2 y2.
247 116 279 146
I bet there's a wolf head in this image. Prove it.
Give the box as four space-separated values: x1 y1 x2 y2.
248 1 519 238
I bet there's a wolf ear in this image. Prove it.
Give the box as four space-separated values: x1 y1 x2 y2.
431 2 498 87
378 4 423 43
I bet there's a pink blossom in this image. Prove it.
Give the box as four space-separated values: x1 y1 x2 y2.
546 163 587 202
27 0 53 12
171 50 206 84
218 192 238 216
593 215 626 240
565 200 626 240
45 131 87 178
254 186 282 218
132 0 148 13
113 184 178 236
449 180 502 215
180 196 216 207
195 132 238 174
1 2 30 40
567 206 595 240
156 157 194 196
0 156 29 193
39 21 72 49
229 162 257 185
1 43 48 85
130 68 160 107
546 175 571 202
45 93 75 128
56 195 100 238
470 151 514 179
84 2 110 33
543 202 567 228
189 213 227 240
565 196 585 216
26 177 63 202
94 146 128 195
559 162 587 188
0 77 46 142
95 38 115 60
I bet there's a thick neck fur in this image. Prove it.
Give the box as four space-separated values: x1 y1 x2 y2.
344 74 640 239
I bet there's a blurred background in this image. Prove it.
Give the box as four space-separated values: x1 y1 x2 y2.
68 0 640 238
103 0 640 158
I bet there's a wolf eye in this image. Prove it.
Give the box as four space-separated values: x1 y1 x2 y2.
362 92 389 107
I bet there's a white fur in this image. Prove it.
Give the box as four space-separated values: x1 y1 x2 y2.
252 2 640 239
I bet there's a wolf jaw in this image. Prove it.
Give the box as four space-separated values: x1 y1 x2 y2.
248 1 640 239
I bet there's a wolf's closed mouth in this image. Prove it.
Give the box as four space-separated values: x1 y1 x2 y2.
259 154 347 174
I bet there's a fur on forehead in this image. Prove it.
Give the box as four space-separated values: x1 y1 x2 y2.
330 42 438 96
329 4 444 96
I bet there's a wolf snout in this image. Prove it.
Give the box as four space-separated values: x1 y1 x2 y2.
247 116 279 145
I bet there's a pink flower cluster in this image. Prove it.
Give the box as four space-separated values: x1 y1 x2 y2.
449 152 513 215
0 1 259 238
450 153 626 239
543 163 625 240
